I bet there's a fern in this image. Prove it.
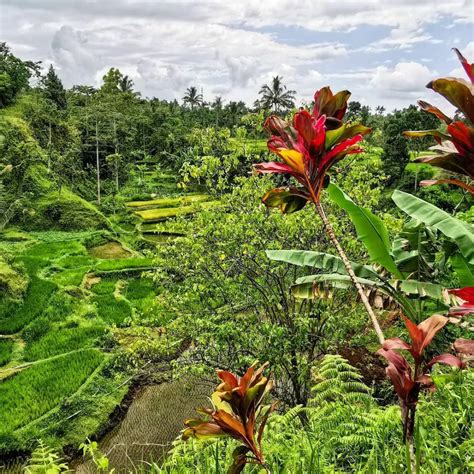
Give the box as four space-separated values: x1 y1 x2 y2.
25 439 69 473
310 354 373 406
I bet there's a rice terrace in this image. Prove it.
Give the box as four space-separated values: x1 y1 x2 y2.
0 1 473 473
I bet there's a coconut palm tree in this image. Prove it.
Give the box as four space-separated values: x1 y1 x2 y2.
183 86 203 110
213 96 224 127
258 76 296 114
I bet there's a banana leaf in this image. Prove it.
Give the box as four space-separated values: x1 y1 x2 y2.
327 183 402 278
450 254 474 286
291 273 381 299
265 249 381 280
392 190 474 264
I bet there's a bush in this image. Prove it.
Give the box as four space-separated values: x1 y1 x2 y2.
26 190 108 231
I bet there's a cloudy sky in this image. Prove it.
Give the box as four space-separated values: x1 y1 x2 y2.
1 0 473 110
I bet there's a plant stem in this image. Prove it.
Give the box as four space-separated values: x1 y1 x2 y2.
315 201 385 345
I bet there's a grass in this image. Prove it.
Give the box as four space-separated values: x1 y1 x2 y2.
94 294 132 324
88 241 132 259
51 267 89 286
126 194 210 209
0 349 104 433
125 278 155 300
24 325 105 361
56 255 95 269
91 277 118 295
0 339 14 366
134 206 196 222
95 257 155 272
134 201 220 222
0 277 57 334
21 241 87 259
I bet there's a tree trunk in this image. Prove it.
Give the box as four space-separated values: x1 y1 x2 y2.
48 120 52 172
113 117 119 193
315 202 385 345
95 117 101 205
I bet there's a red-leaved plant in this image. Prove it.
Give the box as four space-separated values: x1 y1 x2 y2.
404 48 474 193
377 314 463 444
254 86 386 344
448 286 474 316
182 363 275 473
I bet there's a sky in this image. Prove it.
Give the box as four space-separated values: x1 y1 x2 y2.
1 0 473 111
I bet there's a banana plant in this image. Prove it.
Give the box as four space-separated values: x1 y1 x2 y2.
266 186 474 322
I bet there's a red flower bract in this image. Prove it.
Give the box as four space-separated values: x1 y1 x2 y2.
254 87 371 212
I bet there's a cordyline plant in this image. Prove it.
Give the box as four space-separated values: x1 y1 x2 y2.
404 48 474 193
182 363 275 473
377 314 463 445
448 286 474 316
254 86 385 344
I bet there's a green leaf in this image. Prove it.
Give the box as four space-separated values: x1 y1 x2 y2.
450 253 474 286
327 183 402 278
428 77 474 123
392 190 474 265
389 279 448 301
292 273 381 299
262 187 309 214
265 249 380 280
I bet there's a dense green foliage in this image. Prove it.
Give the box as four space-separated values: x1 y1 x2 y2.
0 43 472 473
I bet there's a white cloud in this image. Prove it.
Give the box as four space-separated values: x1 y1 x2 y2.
1 0 473 109
51 25 100 85
370 62 434 96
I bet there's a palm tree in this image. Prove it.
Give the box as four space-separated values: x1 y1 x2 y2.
258 76 296 114
213 96 224 127
182 86 203 110
119 75 134 93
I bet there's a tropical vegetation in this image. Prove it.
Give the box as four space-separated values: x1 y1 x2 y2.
0 41 472 474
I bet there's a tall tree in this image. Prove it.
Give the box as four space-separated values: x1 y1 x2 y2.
381 113 410 186
258 75 296 113
118 75 134 93
212 96 223 127
41 65 67 109
182 86 202 110
0 42 40 107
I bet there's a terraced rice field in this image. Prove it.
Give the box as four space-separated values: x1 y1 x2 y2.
0 231 158 453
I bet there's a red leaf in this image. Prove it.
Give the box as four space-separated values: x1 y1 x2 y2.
454 48 474 84
321 134 363 166
449 287 474 315
449 287 474 303
427 353 463 369
385 363 415 401
293 110 315 147
404 314 448 360
217 370 239 389
383 337 411 351
254 162 298 176
419 179 474 194
417 100 453 124
377 348 411 375
454 338 474 355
